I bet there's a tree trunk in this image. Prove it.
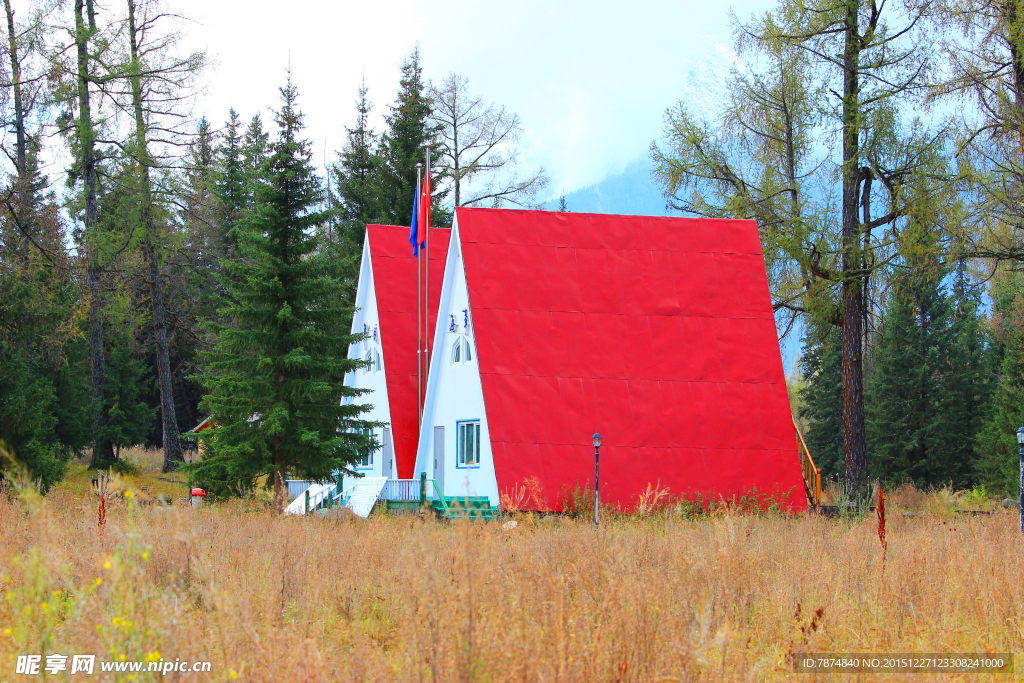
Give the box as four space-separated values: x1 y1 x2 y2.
76 0 114 469
1008 2 1024 167
841 0 868 495
127 0 182 473
147 236 183 472
4 0 30 260
4 0 25 178
273 467 286 514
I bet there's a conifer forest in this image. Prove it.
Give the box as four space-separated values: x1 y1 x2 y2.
1 0 1024 503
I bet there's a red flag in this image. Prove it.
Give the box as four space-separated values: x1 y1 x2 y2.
421 169 430 233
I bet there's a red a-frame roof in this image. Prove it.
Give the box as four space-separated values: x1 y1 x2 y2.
456 207 806 512
367 225 450 479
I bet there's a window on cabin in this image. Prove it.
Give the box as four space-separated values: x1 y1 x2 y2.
458 420 481 467
450 335 473 365
354 427 374 467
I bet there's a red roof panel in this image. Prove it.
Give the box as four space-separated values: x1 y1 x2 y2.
366 225 450 479
457 208 806 511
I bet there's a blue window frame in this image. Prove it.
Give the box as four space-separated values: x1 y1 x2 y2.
354 428 374 468
457 420 481 468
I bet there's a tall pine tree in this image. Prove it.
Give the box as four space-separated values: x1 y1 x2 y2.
196 76 375 511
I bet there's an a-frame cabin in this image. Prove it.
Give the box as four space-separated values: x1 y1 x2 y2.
339 224 449 494
414 207 807 512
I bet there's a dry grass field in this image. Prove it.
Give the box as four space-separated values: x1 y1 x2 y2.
1 471 1022 682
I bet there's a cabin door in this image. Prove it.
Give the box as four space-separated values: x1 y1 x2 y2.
433 426 445 495
382 428 394 479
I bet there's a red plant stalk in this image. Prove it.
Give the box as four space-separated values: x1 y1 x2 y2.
876 486 887 565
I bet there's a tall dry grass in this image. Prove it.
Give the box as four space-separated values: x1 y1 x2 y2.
0 487 1021 682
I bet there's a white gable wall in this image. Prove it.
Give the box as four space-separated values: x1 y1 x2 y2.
341 235 393 489
415 217 500 506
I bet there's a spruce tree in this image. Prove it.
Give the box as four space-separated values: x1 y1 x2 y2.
867 265 991 488
196 76 375 511
944 267 995 484
378 47 443 226
242 113 270 198
100 346 157 461
798 324 845 480
328 79 385 313
216 108 245 255
976 271 1024 493
867 271 952 486
331 78 382 236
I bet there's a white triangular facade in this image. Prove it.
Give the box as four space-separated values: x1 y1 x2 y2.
414 215 500 505
341 235 396 489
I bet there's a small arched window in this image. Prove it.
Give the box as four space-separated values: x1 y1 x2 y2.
375 349 382 373
364 350 372 373
451 337 461 364
463 337 472 361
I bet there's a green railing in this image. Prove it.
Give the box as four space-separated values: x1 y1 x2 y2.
432 479 450 516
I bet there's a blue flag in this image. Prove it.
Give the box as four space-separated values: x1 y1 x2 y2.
409 189 424 257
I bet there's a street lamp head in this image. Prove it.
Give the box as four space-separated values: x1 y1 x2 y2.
1017 425 1024 446
593 432 602 448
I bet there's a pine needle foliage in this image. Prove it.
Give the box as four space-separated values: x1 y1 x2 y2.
196 76 376 509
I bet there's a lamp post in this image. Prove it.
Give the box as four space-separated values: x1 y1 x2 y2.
593 433 601 528
1017 425 1024 534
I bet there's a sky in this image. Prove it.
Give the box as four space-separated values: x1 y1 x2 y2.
173 0 773 202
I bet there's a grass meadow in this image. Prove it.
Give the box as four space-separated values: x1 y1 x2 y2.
1 455 1022 682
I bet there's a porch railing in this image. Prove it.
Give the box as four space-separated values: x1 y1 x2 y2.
380 478 428 501
286 480 317 500
793 417 821 508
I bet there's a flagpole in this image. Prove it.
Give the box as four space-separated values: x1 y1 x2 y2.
415 163 423 427
424 145 431 377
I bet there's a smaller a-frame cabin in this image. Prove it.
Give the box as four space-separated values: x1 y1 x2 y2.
414 208 807 512
339 224 449 493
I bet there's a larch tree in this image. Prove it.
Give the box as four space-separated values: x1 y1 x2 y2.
197 75 375 512
932 0 1024 262
118 0 205 472
428 72 548 208
71 0 115 468
652 0 947 496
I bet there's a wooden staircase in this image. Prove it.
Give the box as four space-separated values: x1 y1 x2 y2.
793 417 821 509
432 495 498 520
429 480 498 519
